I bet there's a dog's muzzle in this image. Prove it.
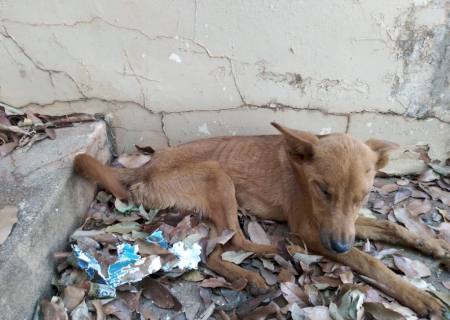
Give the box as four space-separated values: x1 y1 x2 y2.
320 232 353 254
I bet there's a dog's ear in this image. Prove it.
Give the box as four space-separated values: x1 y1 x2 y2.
271 122 319 161
365 139 399 169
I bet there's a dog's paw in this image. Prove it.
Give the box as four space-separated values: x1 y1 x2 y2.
425 238 450 259
246 272 269 296
408 290 444 317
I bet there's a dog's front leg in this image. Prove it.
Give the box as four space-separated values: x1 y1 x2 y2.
326 247 443 317
356 216 450 258
207 245 268 291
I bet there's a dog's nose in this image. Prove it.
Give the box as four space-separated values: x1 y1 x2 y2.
330 240 350 253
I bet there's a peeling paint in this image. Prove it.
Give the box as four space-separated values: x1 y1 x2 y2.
198 123 210 135
169 53 182 64
392 1 450 120
319 128 332 135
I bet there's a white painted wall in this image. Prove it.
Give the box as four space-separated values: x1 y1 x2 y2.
0 0 449 161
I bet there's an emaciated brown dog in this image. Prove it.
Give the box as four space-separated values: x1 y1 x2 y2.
74 122 448 317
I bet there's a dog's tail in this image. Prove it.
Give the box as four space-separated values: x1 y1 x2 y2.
73 153 138 200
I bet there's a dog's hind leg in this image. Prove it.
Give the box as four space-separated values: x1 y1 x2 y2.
356 216 449 258
130 160 278 257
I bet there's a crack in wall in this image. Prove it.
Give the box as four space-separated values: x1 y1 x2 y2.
1 7 449 141
123 49 146 107
160 113 171 147
0 25 86 99
9 96 450 151
193 0 198 40
0 16 246 106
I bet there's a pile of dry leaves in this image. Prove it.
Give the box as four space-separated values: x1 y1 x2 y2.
34 147 450 320
0 102 97 158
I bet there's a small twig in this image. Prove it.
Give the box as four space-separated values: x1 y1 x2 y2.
197 303 215 320
0 102 24 115
0 123 29 135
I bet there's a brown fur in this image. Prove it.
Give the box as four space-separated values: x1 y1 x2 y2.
74 122 448 317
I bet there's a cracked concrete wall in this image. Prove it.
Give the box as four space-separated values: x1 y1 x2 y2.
0 0 449 161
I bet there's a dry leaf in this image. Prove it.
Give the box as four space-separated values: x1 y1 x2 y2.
375 248 398 260
118 290 142 312
443 281 450 290
428 186 450 206
438 222 450 243
241 302 282 320
103 298 132 320
393 256 431 278
359 208 377 219
40 298 68 320
91 300 105 320
182 270 205 282
142 278 181 311
411 188 430 199
63 286 85 312
292 253 323 266
134 144 155 154
311 276 341 289
199 277 247 291
304 284 322 306
402 276 429 289
274 255 299 275
419 169 439 182
280 282 308 306
339 271 354 284
333 289 365 320
393 208 434 237
247 221 271 245
363 302 405 320
117 153 151 168
135 239 171 256
70 300 90 320
396 179 410 186
381 302 416 319
205 229 235 255
221 250 253 264
363 239 372 252
197 303 215 320
260 268 278 286
139 305 157 320
260 258 275 271
0 205 18 244
394 188 412 204
380 184 399 194
105 222 141 234
45 127 56 140
406 199 431 216
291 305 331 320
168 215 193 244
278 268 295 283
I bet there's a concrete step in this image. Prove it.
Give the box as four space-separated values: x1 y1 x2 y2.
0 121 111 320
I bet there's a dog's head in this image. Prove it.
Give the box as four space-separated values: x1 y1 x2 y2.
272 122 398 254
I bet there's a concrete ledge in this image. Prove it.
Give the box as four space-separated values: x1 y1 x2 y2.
0 121 111 320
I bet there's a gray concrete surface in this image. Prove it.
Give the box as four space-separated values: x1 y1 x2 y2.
0 122 111 320
0 0 448 157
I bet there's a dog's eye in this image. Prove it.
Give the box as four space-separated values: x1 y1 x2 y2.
316 183 332 201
